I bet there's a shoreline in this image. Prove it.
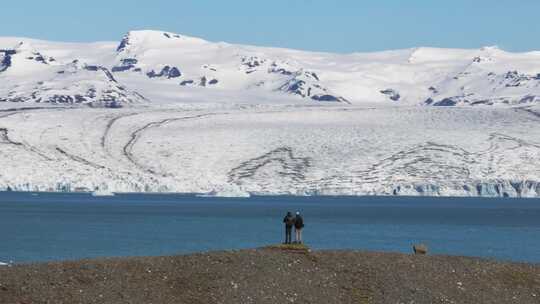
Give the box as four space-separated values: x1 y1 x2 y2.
4 248 540 267
1 248 540 304
2 190 540 200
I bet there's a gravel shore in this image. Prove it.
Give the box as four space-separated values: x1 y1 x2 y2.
1 247 539 304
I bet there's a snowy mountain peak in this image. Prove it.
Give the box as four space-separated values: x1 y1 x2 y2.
14 41 31 51
116 30 208 53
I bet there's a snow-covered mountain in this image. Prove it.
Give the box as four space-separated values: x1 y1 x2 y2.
2 30 540 107
0 30 539 197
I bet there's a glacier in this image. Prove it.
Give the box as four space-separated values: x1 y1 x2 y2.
0 30 539 197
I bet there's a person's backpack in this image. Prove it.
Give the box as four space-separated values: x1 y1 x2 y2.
295 216 304 229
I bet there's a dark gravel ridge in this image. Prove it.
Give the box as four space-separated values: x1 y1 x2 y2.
1 248 539 304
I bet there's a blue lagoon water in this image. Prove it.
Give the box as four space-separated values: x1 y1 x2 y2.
0 192 539 263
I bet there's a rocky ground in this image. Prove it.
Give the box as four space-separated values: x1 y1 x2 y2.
1 246 539 304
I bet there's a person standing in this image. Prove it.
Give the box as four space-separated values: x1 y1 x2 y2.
283 211 295 244
294 211 304 244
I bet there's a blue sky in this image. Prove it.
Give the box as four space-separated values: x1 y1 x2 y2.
3 0 539 52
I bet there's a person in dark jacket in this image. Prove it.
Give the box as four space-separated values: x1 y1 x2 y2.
283 211 295 244
294 211 304 244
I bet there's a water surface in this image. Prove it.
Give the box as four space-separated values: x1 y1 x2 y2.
0 192 539 263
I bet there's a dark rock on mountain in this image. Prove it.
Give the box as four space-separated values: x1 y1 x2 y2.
84 65 99 72
503 71 530 87
281 79 307 97
0 49 16 55
432 98 458 106
168 67 181 78
116 35 130 52
472 56 494 64
0 49 16 72
267 64 319 81
199 77 219 87
122 58 139 65
74 95 87 103
100 68 117 82
278 76 348 103
112 66 132 73
499 70 540 88
121 58 137 65
179 77 217 87
202 65 217 72
269 67 294 76
470 100 494 106
311 94 347 102
87 88 97 98
519 95 539 103
83 65 117 82
47 95 79 104
306 71 320 81
242 57 264 68
147 66 182 79
200 76 207 87
25 52 54 64
0 96 26 103
241 56 267 74
34 56 46 64
163 32 181 39
380 89 401 101
112 58 138 72
425 97 456 106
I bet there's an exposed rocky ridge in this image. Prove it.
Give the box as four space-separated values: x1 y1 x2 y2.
424 60 540 106
0 60 146 107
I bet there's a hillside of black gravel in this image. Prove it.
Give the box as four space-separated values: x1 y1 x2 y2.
1 247 539 304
